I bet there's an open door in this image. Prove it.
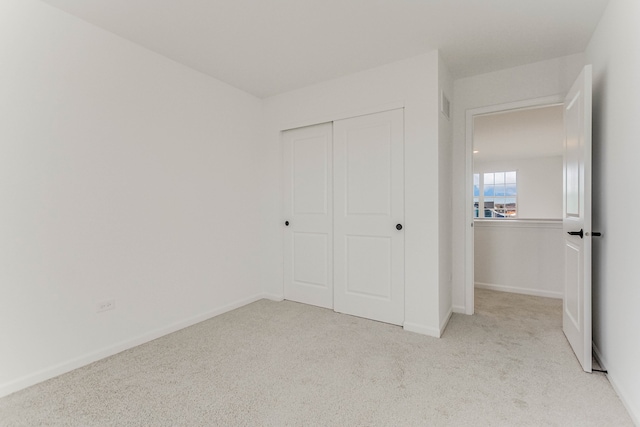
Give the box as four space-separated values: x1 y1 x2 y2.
562 65 592 372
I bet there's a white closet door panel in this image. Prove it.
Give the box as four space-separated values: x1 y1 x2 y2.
333 109 404 325
283 123 333 309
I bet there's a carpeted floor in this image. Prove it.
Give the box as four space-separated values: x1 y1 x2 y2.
0 289 633 426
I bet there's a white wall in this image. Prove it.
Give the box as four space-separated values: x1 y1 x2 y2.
262 52 451 337
586 0 640 422
0 0 265 397
438 54 454 331
474 221 563 298
452 54 585 312
474 156 563 219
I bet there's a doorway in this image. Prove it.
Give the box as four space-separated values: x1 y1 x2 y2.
472 104 565 301
464 95 564 314
464 66 594 372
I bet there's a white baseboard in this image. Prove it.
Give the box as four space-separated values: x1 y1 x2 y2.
439 307 453 336
592 342 640 426
403 321 441 338
452 305 466 314
262 293 284 302
607 372 640 426
0 293 267 398
475 282 562 299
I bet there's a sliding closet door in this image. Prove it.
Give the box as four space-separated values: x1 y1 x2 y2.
283 123 333 309
333 109 405 325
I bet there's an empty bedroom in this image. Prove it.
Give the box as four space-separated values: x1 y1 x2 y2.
1 0 638 425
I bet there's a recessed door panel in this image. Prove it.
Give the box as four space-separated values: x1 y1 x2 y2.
565 91 581 218
345 235 392 299
346 124 392 216
564 241 581 329
293 232 328 288
294 135 328 215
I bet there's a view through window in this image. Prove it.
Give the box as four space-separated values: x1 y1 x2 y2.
473 171 517 218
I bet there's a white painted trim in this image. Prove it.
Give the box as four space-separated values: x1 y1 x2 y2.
464 95 566 316
474 219 562 229
452 305 466 314
475 282 562 299
468 96 565 120
593 342 640 426
262 293 284 302
464 109 475 315
0 293 267 398
439 307 453 336
279 101 405 132
403 322 441 338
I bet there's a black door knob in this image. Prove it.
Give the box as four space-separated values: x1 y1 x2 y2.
285 221 290 226
396 224 403 231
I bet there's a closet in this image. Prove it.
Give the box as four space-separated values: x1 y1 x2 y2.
283 109 405 325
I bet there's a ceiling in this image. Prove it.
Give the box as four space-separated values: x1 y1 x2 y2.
40 0 609 98
473 105 564 162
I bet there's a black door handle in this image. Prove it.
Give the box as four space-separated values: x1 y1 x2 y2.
567 229 583 239
396 224 403 231
285 221 290 226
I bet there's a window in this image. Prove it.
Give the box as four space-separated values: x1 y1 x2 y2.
473 171 517 218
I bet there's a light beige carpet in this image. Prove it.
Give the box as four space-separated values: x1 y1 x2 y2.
0 289 633 426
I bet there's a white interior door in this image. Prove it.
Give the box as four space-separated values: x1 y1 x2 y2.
333 109 404 325
562 65 592 372
283 123 333 309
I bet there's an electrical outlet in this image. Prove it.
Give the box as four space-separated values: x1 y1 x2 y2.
97 299 116 313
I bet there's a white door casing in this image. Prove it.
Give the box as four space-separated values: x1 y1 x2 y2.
562 65 592 372
283 123 333 309
333 109 405 325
